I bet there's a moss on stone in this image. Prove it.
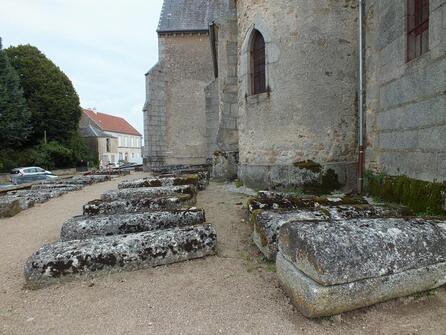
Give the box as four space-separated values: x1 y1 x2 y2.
366 172 446 215
293 160 322 173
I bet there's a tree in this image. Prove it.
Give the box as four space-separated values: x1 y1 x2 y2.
5 44 81 145
0 37 31 147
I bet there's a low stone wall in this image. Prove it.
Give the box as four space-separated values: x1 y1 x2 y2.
83 195 196 216
61 209 206 241
277 218 446 317
25 224 217 289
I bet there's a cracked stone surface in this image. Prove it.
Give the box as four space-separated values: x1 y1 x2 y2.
252 205 414 260
25 224 217 289
118 175 199 189
279 218 446 286
7 189 68 204
101 185 197 202
60 209 206 241
83 195 196 216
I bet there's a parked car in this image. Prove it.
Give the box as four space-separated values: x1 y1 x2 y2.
9 167 58 185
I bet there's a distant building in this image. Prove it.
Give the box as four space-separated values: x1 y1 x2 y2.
80 109 143 166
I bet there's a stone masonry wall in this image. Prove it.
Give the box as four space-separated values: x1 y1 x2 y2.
236 0 359 190
144 33 215 170
161 33 215 166
365 0 446 182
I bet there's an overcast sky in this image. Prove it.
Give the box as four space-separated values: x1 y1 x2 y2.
1 0 165 135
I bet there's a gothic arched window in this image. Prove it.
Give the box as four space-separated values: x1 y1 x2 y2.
251 30 266 95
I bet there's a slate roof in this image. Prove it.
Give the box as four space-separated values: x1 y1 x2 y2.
157 0 231 33
83 109 142 137
79 124 114 138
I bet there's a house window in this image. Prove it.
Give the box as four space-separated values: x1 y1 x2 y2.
106 138 111 153
407 0 429 61
250 30 266 95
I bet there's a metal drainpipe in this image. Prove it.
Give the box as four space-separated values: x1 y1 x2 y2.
358 0 365 194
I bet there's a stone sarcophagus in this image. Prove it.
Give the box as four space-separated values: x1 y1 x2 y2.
60 209 206 241
25 224 217 289
276 218 446 318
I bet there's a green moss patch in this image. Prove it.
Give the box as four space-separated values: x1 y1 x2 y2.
366 172 446 215
293 160 322 173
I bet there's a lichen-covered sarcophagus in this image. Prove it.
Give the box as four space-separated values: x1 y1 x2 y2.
25 224 217 289
61 209 206 241
277 218 446 318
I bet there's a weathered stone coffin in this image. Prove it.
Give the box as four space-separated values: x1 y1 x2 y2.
25 224 217 288
118 174 198 189
83 195 195 216
7 189 68 204
101 185 196 202
0 196 33 218
252 205 413 260
277 218 446 317
248 191 368 214
31 184 83 192
60 209 206 241
44 175 111 186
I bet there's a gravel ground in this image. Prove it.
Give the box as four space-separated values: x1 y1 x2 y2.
0 176 445 335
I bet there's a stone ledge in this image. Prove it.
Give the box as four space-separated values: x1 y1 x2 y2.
25 224 217 289
277 252 446 318
61 209 206 241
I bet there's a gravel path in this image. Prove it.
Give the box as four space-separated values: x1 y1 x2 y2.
0 178 445 334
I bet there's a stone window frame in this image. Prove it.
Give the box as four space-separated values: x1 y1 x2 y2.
240 16 279 100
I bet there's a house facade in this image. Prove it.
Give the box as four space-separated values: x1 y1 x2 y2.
81 109 143 166
144 0 446 193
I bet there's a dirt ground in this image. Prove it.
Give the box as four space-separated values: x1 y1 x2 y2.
0 174 445 335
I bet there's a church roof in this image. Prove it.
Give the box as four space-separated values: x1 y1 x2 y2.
157 0 231 33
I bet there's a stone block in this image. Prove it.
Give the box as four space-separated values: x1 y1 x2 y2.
101 185 196 202
277 252 446 318
83 195 196 216
279 218 446 286
60 209 206 241
7 189 68 204
248 191 367 214
31 184 83 192
118 174 198 189
25 224 217 289
252 205 413 260
0 196 33 218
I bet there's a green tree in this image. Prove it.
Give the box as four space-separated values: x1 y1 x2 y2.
0 37 31 147
5 44 81 145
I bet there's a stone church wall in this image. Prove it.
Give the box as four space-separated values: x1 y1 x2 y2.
236 0 359 190
365 0 446 182
144 33 215 169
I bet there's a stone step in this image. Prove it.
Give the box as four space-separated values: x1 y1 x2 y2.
83 194 196 216
25 224 217 289
248 191 368 214
7 189 68 204
118 174 198 189
61 209 206 241
252 205 413 260
101 185 197 202
277 218 446 317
